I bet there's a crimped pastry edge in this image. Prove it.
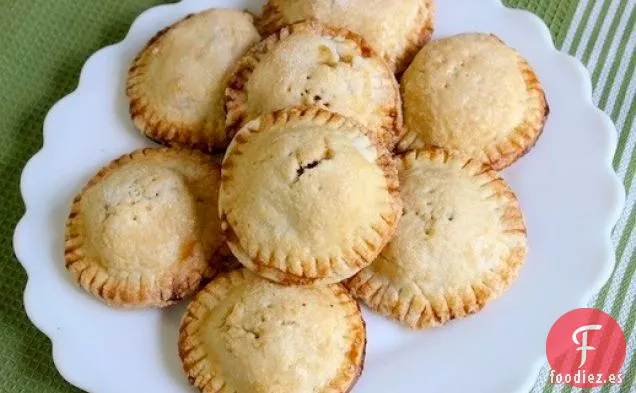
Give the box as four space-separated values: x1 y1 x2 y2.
393 0 436 73
224 20 402 150
126 9 259 151
64 147 223 308
257 0 436 73
220 106 403 286
178 268 367 393
397 33 549 170
346 147 527 329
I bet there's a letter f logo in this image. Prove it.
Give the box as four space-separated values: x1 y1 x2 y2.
572 324 602 368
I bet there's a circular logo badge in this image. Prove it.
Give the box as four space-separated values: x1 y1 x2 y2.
546 308 626 388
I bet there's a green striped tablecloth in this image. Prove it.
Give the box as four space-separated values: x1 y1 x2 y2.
0 1 632 392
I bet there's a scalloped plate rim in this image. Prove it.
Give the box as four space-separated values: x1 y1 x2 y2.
13 0 625 392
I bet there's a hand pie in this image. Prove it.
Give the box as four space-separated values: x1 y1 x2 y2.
219 107 402 285
399 33 548 170
64 148 225 308
179 269 366 393
258 0 435 73
127 9 261 151
347 148 527 329
225 21 402 149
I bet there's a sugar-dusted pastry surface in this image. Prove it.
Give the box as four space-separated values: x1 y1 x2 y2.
259 0 435 72
347 148 527 329
128 9 261 149
65 148 224 307
226 22 401 148
400 33 547 169
179 269 366 393
220 108 401 285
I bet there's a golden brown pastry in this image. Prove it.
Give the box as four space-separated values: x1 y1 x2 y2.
219 107 402 285
258 0 435 73
179 268 366 393
399 33 548 170
127 9 261 151
225 21 402 149
64 148 225 308
347 148 527 329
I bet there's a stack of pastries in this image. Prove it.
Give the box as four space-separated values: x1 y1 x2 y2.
63 2 548 392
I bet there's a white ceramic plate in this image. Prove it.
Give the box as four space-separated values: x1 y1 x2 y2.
14 0 625 392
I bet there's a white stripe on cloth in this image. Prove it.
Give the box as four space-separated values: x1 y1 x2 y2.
604 25 635 115
614 77 636 178
586 0 622 74
591 180 635 316
573 0 605 59
561 0 591 52
533 0 618 391
593 3 634 103
609 314 635 393
612 179 636 247
530 366 552 393
615 234 636 324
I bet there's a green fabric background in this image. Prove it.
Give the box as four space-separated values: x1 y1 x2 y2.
0 1 632 392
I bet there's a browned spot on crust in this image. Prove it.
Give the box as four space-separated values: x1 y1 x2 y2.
220 106 402 285
179 239 198 261
126 10 260 152
224 21 402 149
346 147 527 329
178 271 366 392
63 147 221 308
258 0 435 74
